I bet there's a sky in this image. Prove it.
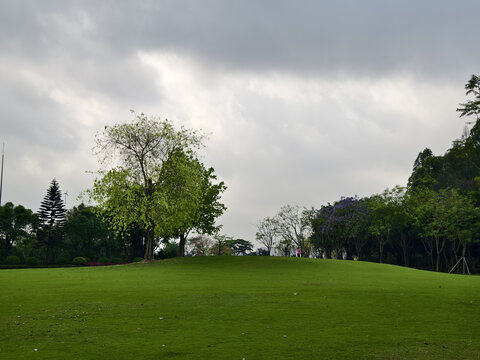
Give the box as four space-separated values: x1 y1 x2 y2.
1 0 479 244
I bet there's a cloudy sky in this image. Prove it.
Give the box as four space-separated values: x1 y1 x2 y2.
1 0 479 243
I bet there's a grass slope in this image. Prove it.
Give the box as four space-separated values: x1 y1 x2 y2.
0 257 479 359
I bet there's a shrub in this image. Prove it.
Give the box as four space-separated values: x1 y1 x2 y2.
98 257 110 264
26 257 40 266
133 257 143 262
5 255 21 265
55 256 70 265
110 257 123 264
72 257 86 266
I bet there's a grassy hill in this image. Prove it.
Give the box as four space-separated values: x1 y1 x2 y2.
0 257 479 359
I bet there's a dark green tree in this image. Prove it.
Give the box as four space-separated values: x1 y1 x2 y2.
64 204 109 260
0 202 36 259
457 74 480 120
37 179 67 263
225 239 254 256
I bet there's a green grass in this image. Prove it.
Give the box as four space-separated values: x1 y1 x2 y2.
0 257 479 359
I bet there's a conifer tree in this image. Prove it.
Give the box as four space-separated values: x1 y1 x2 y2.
37 178 66 263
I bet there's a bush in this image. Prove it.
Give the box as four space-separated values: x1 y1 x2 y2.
26 257 40 266
157 242 179 259
72 257 86 266
98 257 110 264
55 256 70 265
110 257 123 264
133 257 143 262
5 255 21 265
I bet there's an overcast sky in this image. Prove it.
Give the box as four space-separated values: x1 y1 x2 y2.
1 0 479 244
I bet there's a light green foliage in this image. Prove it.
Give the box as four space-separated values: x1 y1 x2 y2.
86 112 206 260
410 187 480 272
367 187 405 263
0 258 479 359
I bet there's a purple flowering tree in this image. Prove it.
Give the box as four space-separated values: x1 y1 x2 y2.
312 196 369 259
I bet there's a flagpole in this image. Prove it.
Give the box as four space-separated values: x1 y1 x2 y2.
0 143 4 206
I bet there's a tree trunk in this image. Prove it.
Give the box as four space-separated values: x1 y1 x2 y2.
462 243 467 274
400 232 409 267
377 236 384 263
434 236 446 272
144 227 155 261
5 235 11 257
177 233 186 257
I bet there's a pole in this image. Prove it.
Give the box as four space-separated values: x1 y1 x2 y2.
0 143 4 206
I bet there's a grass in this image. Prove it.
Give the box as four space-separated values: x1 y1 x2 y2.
0 256 479 359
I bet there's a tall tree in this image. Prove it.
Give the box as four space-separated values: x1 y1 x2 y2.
275 205 311 257
87 112 205 261
37 179 67 263
367 189 398 264
159 150 226 257
256 216 279 256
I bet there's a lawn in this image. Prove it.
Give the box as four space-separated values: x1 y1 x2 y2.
0 256 479 359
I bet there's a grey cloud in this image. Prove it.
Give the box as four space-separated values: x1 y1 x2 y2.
2 1 479 80
0 0 476 241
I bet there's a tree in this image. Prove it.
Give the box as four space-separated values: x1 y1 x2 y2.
457 74 480 120
275 238 294 257
208 234 233 256
367 189 398 264
188 234 213 256
64 204 109 260
441 189 480 273
87 112 205 261
275 205 311 257
0 202 36 259
256 216 278 255
311 204 335 258
37 179 67 263
450 75 480 181
225 239 254 256
407 148 445 190
160 151 226 257
315 197 369 260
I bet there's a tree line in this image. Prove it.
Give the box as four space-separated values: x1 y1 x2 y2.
0 112 229 265
256 75 480 273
